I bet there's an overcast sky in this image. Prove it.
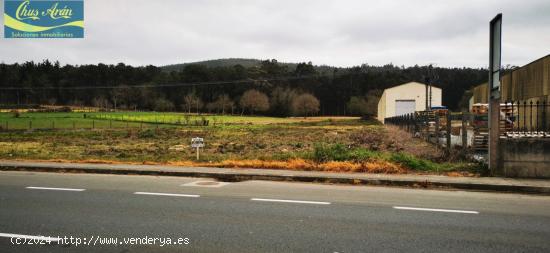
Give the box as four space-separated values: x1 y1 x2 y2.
1 0 549 68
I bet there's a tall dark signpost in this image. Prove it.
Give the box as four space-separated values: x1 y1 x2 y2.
488 14 502 174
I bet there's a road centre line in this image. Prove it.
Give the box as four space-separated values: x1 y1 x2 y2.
134 192 200 198
0 232 62 242
393 206 479 214
251 198 331 205
26 186 85 192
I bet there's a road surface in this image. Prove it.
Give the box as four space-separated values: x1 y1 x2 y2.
1 171 550 252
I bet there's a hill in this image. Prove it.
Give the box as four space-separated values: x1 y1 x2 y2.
162 58 267 72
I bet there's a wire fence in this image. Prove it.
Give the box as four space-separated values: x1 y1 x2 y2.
384 111 478 152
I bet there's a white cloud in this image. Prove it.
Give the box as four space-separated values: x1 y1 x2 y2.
0 0 548 67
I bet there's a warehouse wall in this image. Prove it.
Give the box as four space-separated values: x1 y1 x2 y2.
472 54 550 103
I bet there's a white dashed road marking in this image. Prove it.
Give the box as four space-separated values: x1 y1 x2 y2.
26 186 85 192
134 192 200 198
393 206 479 214
251 198 330 205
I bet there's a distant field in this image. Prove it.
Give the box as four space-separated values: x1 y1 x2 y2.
0 112 358 130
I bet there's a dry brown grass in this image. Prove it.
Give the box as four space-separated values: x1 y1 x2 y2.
19 158 407 174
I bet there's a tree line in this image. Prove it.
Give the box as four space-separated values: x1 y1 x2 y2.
0 59 488 116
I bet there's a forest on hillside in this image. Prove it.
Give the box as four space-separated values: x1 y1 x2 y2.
0 59 488 116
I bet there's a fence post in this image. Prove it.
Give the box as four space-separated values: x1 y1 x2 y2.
543 101 547 134
434 115 440 147
462 113 468 150
446 113 451 151
406 114 410 133
413 113 419 135
29 120 32 130
92 120 95 129
427 114 432 142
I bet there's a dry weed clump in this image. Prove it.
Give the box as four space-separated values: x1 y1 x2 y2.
384 126 444 161
317 161 405 174
351 125 444 161
318 161 362 172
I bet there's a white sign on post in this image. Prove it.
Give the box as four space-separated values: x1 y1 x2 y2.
191 137 204 148
191 137 204 160
489 13 502 100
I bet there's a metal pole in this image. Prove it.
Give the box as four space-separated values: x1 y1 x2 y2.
488 14 502 175
489 100 500 170
462 113 468 149
446 113 451 151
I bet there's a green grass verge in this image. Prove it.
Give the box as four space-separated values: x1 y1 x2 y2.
311 143 482 172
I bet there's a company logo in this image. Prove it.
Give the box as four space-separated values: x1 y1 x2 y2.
4 0 84 38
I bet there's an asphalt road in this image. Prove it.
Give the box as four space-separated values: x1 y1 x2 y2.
1 171 550 253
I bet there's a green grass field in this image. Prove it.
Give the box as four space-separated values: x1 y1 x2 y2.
0 112 358 130
0 112 362 130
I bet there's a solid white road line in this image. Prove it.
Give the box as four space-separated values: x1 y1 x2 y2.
393 206 479 214
0 232 61 242
26 186 85 192
251 198 331 205
134 192 200 198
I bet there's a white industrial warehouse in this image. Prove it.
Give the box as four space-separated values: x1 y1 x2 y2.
377 82 442 123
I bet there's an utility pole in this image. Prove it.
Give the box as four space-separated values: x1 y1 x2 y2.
424 64 438 111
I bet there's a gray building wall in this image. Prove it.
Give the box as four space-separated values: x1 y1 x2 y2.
497 138 550 178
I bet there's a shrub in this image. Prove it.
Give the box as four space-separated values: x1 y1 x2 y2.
137 129 156 138
349 148 382 161
313 143 349 162
389 153 440 171
312 144 441 172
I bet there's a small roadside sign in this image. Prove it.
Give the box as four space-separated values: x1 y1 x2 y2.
191 137 204 160
191 137 205 148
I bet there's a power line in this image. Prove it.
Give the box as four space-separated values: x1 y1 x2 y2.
0 71 350 91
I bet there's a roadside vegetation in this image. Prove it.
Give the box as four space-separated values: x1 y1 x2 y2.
0 112 484 176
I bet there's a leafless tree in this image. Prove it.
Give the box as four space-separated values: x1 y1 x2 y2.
182 93 203 114
292 93 320 118
239 89 270 115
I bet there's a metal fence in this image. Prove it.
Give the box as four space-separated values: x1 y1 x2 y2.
385 101 550 153
502 100 550 137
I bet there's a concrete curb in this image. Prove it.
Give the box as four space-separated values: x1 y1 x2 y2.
1 163 550 195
